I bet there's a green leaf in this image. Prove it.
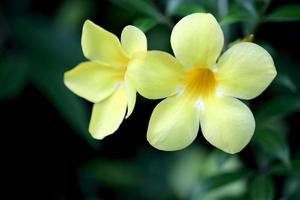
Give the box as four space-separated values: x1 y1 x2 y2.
270 156 300 176
12 17 99 149
193 169 249 198
255 95 300 123
31 64 98 149
265 4 300 22
250 175 274 200
147 25 171 51
220 11 252 25
198 0 219 17
275 74 297 92
282 175 300 200
0 55 29 99
54 0 95 30
167 3 206 17
169 147 246 199
110 0 159 20
133 17 157 32
273 53 300 94
236 0 257 16
253 129 290 164
80 159 139 188
165 0 183 15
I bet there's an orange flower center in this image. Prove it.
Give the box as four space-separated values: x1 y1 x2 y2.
184 67 216 100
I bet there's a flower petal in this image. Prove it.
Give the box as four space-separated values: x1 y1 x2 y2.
121 25 147 57
171 13 224 68
64 61 119 103
127 51 184 99
89 88 127 139
82 20 128 67
216 42 277 100
147 95 200 151
124 76 136 118
200 96 255 154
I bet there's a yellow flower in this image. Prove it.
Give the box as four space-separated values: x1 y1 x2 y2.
64 20 147 139
128 13 276 154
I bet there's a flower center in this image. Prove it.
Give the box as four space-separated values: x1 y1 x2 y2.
118 65 127 79
184 67 216 100
115 59 129 80
111 59 129 91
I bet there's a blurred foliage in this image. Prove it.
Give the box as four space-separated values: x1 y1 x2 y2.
265 4 300 22
1 0 300 199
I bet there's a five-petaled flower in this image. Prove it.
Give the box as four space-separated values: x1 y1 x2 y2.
128 13 277 153
64 20 147 139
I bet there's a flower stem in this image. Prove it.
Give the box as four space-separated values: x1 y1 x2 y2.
150 0 174 28
250 0 272 34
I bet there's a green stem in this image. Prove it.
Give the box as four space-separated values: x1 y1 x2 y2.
149 0 174 28
250 0 272 34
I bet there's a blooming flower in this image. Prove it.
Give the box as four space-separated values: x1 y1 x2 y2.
128 13 276 153
64 20 147 139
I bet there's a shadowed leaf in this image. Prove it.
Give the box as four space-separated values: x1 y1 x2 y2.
11 17 100 149
266 4 300 22
250 175 274 200
133 18 158 32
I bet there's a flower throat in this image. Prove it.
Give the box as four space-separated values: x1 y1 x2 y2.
185 67 216 100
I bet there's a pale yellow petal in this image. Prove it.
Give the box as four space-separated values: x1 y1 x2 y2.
216 42 277 100
147 95 200 151
82 20 128 67
124 76 136 118
121 25 147 57
127 51 184 99
89 88 127 139
171 13 224 68
200 96 255 154
64 61 119 103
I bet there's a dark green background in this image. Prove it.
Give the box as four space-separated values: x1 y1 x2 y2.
1 0 300 199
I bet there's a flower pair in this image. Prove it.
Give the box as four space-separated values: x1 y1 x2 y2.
64 13 276 154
